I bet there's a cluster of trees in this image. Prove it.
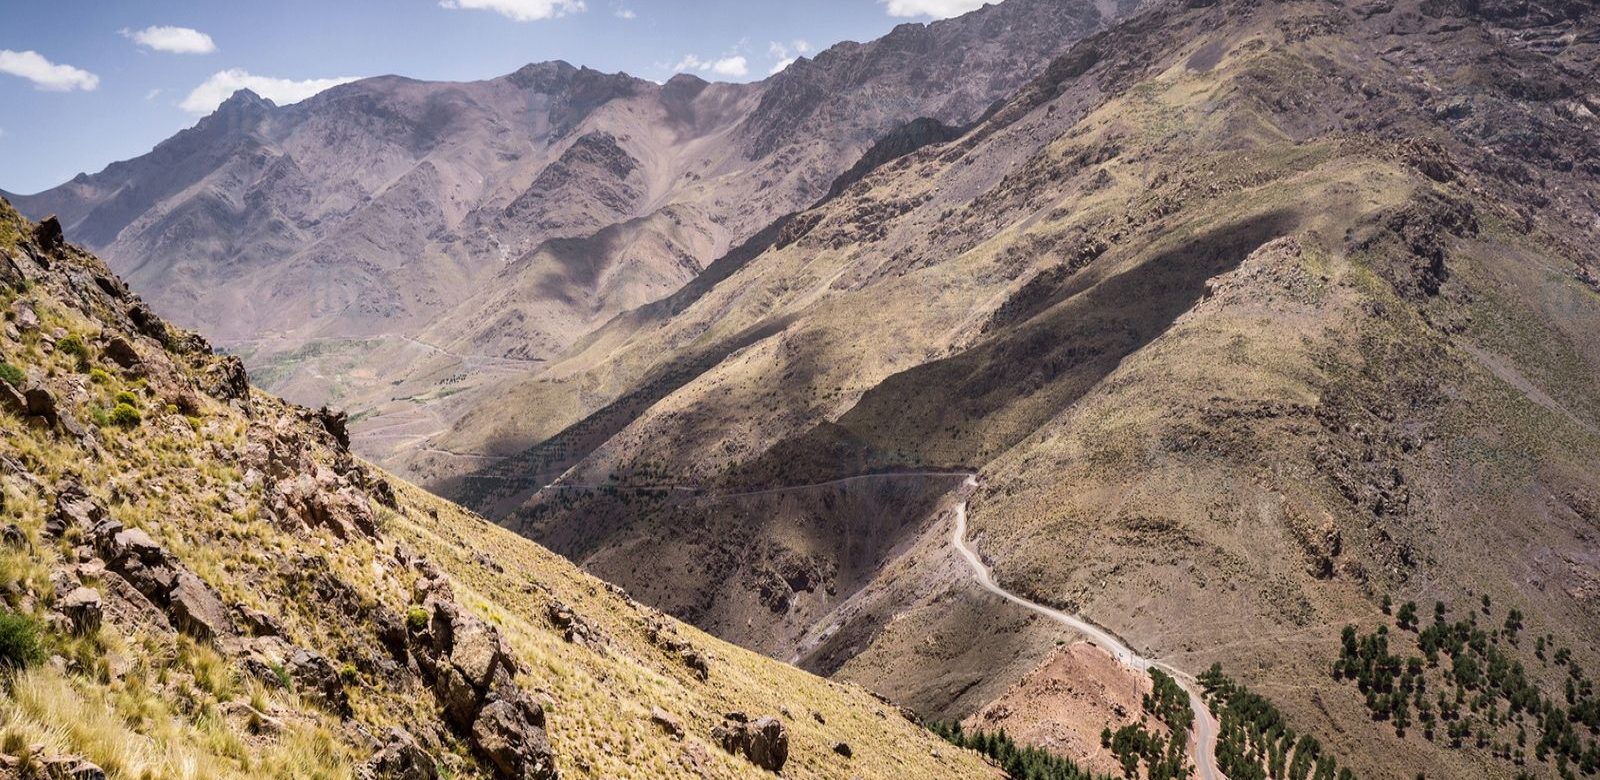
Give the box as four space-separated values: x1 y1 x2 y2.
1102 721 1189 780
927 721 1112 780
1097 668 1198 779
1197 663 1355 780
1336 598 1600 776
1146 669 1195 733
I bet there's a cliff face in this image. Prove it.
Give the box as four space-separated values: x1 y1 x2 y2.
0 200 999 779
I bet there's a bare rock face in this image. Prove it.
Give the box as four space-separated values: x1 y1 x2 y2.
712 714 789 773
287 647 352 716
310 406 351 450
201 355 250 406
166 572 231 640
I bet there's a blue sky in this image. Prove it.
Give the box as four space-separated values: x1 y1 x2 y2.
0 0 988 195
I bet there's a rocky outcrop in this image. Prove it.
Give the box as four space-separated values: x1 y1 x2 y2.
44 480 106 539
546 599 605 650
99 335 144 376
0 748 105 780
712 713 789 773
90 519 235 643
644 614 711 681
408 588 557 779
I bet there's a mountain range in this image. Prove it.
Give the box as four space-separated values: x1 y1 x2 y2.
6 0 1600 777
4 0 1127 471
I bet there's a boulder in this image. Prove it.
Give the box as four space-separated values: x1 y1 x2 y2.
2 523 26 548
23 385 57 427
713 715 789 773
833 741 853 758
450 610 511 690
46 482 106 538
358 728 439 780
101 336 144 375
0 380 26 417
167 571 234 641
104 525 162 565
33 216 65 251
13 301 40 333
470 696 557 780
39 755 106 780
125 302 169 344
201 356 250 405
59 587 102 634
650 707 685 740
233 605 285 637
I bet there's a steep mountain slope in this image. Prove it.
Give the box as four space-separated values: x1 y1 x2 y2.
4 0 1125 473
438 0 1600 776
0 201 1000 778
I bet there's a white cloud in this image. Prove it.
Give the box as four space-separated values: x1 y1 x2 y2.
614 8 636 19
439 0 586 21
180 69 360 115
883 0 989 18
145 88 164 101
767 40 811 74
121 25 217 54
672 53 748 79
0 50 99 92
710 56 747 77
671 54 708 72
768 40 811 59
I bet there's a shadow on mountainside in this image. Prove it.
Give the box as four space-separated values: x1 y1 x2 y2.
735 209 1301 486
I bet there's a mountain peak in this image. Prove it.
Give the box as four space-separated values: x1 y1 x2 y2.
219 88 273 111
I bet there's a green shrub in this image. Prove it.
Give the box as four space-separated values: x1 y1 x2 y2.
56 335 89 370
109 403 141 428
0 363 22 388
0 612 44 670
405 605 429 631
269 662 293 691
89 407 111 428
113 390 139 408
88 368 112 385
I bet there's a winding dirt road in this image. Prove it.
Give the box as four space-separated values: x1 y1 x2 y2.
950 476 1225 780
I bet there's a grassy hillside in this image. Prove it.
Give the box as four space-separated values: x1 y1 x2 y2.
0 198 1000 779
